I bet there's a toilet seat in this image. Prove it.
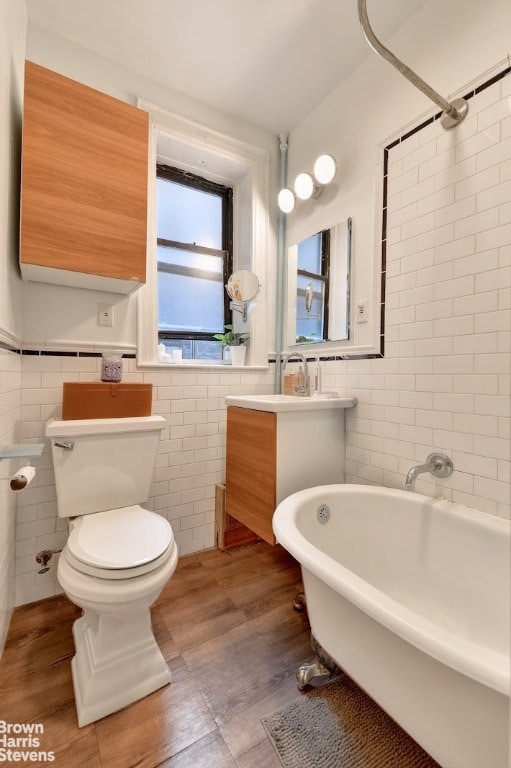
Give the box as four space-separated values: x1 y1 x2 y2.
66 505 174 580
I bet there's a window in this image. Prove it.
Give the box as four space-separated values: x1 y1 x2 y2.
156 164 233 360
295 229 330 343
135 100 270 368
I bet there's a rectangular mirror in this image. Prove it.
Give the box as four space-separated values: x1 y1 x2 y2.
287 217 351 346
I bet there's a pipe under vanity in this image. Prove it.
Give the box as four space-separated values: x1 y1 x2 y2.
405 452 453 492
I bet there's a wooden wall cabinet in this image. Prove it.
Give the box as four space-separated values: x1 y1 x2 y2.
20 61 149 294
225 404 347 545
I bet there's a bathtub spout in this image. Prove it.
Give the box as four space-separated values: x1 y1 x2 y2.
405 452 453 491
405 463 436 491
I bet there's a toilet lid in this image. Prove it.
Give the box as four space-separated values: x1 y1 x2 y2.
67 505 173 570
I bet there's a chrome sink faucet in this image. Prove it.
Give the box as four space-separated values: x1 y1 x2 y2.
281 352 310 397
405 452 453 491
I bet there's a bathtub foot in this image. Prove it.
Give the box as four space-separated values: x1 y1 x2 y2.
296 657 332 690
293 591 306 612
296 635 341 691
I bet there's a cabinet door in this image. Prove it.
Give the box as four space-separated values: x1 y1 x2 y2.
20 61 149 292
226 406 277 545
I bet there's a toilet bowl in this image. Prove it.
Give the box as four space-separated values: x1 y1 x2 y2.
46 416 177 727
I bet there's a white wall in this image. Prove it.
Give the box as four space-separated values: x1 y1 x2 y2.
0 0 25 340
285 0 510 517
22 25 280 352
0 0 26 653
284 0 511 355
343 73 510 515
2 21 278 606
7 0 511 608
9 23 280 606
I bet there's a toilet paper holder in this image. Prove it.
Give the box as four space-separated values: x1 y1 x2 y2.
9 465 36 491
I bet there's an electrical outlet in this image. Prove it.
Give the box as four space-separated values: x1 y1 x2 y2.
356 300 369 323
98 303 114 327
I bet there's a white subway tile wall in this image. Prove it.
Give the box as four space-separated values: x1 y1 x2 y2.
0 347 21 646
14 356 274 606
9 68 511 607
342 70 510 517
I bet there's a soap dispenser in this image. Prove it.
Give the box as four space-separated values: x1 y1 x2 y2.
312 356 322 396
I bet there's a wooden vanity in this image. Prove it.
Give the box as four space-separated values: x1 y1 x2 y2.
225 395 356 544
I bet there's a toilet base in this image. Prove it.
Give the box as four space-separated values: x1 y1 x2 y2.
71 609 171 727
57 539 178 726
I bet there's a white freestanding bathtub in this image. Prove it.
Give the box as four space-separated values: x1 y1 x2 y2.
273 484 510 768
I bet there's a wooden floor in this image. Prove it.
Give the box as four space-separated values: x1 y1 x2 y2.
0 543 312 767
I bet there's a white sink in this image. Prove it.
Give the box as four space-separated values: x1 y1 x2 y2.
225 394 357 412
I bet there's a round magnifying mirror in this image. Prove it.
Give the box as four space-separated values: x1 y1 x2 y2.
226 271 260 302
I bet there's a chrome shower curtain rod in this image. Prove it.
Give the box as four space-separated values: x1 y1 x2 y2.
358 0 468 129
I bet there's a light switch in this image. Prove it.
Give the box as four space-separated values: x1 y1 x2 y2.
356 300 369 323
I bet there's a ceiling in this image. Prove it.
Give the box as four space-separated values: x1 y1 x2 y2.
25 0 429 134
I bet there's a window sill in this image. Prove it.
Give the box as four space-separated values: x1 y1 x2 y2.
137 360 270 371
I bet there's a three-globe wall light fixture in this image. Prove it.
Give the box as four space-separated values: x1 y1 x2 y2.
278 154 337 214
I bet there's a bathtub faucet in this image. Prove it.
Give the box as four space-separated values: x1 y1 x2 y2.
280 352 310 396
405 452 453 491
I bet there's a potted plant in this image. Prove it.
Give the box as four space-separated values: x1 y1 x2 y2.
213 324 249 365
296 332 317 344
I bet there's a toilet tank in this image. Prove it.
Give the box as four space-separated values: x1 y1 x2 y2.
46 416 166 518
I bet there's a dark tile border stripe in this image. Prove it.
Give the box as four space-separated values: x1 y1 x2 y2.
1 342 137 360
3 68 509 367
0 340 19 354
379 66 510 360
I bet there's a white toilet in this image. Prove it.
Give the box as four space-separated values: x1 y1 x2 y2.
45 415 178 727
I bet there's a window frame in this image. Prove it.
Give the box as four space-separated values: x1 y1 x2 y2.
135 101 271 369
156 163 233 343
